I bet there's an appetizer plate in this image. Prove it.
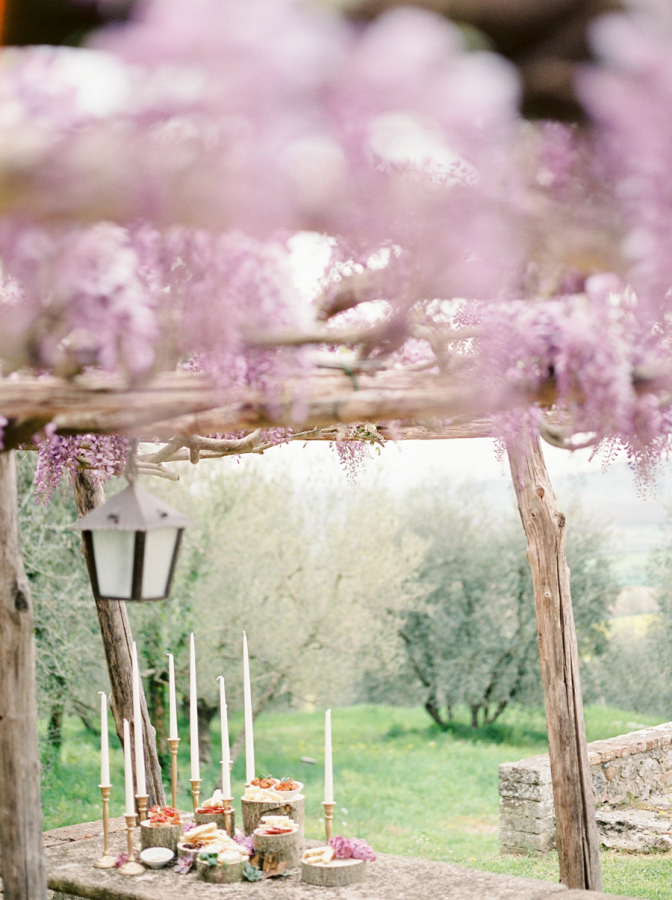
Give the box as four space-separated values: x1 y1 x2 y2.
275 781 304 801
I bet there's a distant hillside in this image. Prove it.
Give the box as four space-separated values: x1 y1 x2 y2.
611 586 659 617
482 461 672 587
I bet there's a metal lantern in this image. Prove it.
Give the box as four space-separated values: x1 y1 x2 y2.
71 483 191 601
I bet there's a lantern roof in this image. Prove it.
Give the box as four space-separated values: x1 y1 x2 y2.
70 483 192 532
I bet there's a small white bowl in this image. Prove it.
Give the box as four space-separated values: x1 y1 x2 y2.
140 846 174 868
274 781 304 802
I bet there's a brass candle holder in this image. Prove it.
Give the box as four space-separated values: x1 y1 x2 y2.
136 794 148 823
190 778 202 812
118 814 144 876
221 798 234 838
168 738 180 809
322 801 335 843
92 785 115 869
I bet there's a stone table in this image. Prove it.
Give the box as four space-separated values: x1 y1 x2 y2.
33 820 638 900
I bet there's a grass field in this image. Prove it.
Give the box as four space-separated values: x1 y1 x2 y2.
41 703 671 899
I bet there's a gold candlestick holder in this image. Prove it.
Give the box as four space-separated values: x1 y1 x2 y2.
190 778 201 812
136 794 148 822
93 785 115 869
322 801 335 843
168 738 180 809
221 798 234 838
118 814 143 876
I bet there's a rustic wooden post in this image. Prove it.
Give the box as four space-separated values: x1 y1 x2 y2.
73 471 165 807
508 434 601 891
0 451 48 900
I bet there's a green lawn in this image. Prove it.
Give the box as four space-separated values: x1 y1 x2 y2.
41 703 670 899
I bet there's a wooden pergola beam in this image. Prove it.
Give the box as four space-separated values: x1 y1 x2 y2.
0 370 544 450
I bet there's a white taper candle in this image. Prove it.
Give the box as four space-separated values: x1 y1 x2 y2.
243 632 255 785
190 633 200 781
167 652 178 741
123 718 135 817
324 708 333 804
217 676 232 798
99 691 110 788
132 642 146 797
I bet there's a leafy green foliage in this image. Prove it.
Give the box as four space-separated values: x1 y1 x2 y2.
394 482 619 727
16 452 106 760
243 862 264 882
128 459 424 762
625 513 672 717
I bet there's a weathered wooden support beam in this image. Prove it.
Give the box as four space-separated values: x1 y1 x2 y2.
0 370 538 449
1 365 665 451
0 451 47 900
72 472 165 808
508 434 601 891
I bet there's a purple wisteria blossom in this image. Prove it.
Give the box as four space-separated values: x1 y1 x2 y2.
0 0 523 300
233 833 254 855
34 433 129 503
1 0 672 487
580 10 672 325
0 221 160 377
328 835 376 861
331 430 371 486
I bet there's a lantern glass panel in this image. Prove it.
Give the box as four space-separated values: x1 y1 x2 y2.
92 529 135 598
141 527 179 599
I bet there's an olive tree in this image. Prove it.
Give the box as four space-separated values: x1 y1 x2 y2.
396 481 619 728
129 458 424 764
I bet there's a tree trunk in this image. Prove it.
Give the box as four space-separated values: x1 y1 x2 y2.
197 699 217 766
424 691 448 728
46 671 67 757
147 668 169 770
0 451 48 900
508 435 601 892
483 699 508 725
72 471 165 807
47 701 64 753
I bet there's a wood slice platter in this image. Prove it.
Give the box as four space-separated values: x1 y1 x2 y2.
196 858 245 883
194 810 235 836
242 796 305 836
301 858 367 886
252 829 301 868
140 821 182 854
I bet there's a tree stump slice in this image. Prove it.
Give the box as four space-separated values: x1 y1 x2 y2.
252 830 301 868
194 810 235 835
196 858 245 884
242 797 304 836
140 822 182 854
301 858 366 886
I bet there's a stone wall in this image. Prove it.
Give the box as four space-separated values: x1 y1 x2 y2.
499 722 672 854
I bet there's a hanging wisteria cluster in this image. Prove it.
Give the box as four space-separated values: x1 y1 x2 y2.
1 0 672 490
34 432 129 503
